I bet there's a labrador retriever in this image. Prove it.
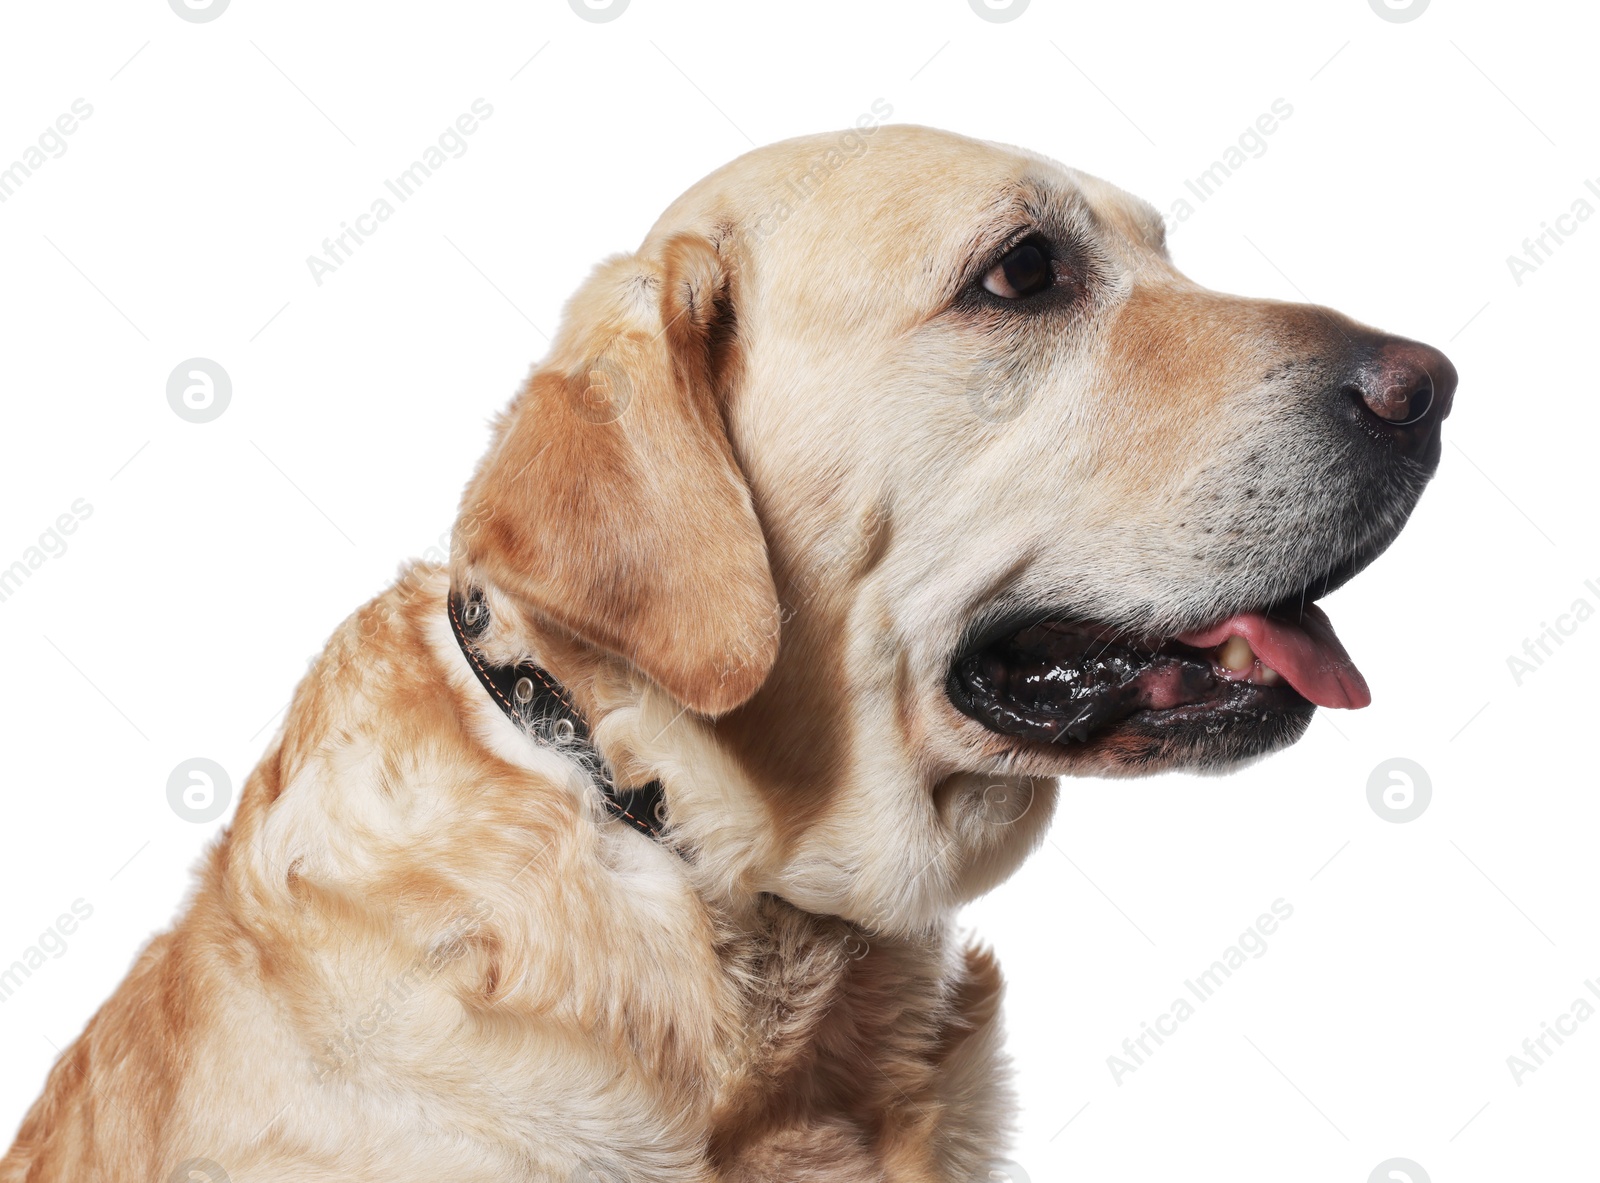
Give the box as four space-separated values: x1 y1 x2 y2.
1 124 1455 1182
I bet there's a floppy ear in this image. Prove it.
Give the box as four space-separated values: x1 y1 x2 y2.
454 233 779 717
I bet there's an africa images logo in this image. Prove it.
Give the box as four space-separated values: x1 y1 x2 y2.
1107 899 1295 1083
1368 0 1429 22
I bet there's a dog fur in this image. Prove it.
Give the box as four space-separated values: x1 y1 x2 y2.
2 125 1443 1181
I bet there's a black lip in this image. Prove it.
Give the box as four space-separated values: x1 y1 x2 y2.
947 645 1316 767
1106 694 1316 768
944 550 1368 758
946 623 1313 748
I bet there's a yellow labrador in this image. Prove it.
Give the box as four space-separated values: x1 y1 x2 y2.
2 125 1455 1182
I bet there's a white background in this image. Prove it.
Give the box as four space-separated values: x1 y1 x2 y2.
0 1 1594 1179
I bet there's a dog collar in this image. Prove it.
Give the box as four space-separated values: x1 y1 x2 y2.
446 587 669 844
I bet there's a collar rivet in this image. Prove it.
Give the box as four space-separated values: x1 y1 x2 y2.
447 589 668 847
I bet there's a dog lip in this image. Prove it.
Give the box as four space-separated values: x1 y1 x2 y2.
945 616 1315 747
945 546 1384 749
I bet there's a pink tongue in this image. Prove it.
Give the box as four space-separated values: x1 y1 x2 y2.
1175 605 1371 709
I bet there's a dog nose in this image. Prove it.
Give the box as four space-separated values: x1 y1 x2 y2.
1342 339 1456 450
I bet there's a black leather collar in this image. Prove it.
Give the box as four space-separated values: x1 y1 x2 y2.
447 587 669 844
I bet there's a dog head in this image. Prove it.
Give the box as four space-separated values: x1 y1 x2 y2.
453 125 1455 933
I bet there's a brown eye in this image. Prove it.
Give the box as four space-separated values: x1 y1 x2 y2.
982 240 1053 299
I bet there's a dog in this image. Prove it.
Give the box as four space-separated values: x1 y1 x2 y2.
1 124 1455 1182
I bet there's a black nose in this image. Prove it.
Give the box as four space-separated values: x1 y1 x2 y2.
1342 339 1457 455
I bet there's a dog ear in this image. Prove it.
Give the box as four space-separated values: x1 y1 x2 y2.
454 233 779 717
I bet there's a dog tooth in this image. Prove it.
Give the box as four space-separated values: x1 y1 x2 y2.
1257 665 1282 686
1218 635 1254 672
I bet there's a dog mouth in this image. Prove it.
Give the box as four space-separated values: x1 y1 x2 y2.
947 595 1368 753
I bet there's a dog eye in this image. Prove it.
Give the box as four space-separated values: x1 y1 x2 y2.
982 240 1054 299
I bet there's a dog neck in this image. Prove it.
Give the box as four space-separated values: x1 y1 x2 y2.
443 572 1035 940
443 574 853 931
446 584 672 847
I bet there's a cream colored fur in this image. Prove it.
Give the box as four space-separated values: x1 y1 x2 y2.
2 125 1414 1181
